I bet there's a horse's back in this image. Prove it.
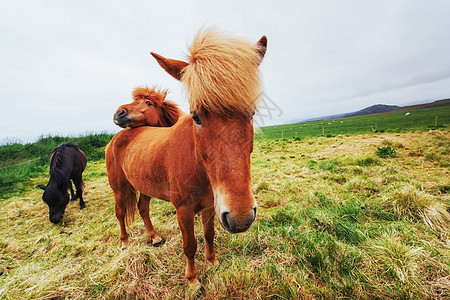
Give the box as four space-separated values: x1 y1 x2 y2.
108 126 173 159
51 142 86 179
77 148 87 171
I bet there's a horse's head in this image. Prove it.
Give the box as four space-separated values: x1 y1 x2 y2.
151 29 267 233
38 183 70 224
113 87 181 128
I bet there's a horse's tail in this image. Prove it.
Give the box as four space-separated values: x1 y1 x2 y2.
124 186 138 227
105 139 137 227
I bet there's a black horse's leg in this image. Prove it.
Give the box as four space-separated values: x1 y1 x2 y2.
69 181 77 201
73 177 86 209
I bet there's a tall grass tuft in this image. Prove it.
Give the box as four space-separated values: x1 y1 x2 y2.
420 202 450 239
367 231 423 283
387 184 433 219
381 184 450 236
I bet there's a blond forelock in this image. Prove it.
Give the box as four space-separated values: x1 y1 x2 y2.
181 29 262 116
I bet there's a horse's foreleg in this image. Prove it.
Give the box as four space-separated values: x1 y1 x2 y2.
202 208 219 269
138 194 165 246
176 206 199 285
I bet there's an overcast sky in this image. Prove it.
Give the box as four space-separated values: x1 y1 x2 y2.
1 1 450 143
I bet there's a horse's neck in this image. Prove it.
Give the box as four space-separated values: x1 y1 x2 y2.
48 176 69 191
139 116 194 153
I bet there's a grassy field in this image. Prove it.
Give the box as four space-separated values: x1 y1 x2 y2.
1 103 448 199
0 133 113 199
0 128 449 298
259 104 449 139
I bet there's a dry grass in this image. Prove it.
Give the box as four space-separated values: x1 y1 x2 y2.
0 131 449 299
421 202 450 239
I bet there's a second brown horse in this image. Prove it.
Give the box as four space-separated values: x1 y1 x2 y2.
113 86 182 129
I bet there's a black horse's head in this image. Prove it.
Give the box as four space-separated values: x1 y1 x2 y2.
38 183 70 224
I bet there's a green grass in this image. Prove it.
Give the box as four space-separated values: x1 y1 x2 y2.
0 106 449 299
1 130 448 299
375 145 397 158
258 105 450 140
0 133 113 199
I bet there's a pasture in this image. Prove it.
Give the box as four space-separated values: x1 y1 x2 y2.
0 128 449 298
0 133 113 199
260 104 450 139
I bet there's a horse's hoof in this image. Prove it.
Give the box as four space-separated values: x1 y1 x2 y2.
195 285 205 299
152 238 166 247
80 204 86 209
187 280 204 299
70 197 77 202
121 239 129 250
206 259 220 271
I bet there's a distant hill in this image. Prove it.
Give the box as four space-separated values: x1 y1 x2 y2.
394 98 450 112
344 104 400 117
302 98 449 122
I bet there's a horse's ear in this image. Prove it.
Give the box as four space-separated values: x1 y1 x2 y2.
256 36 267 65
37 184 46 190
150 52 189 81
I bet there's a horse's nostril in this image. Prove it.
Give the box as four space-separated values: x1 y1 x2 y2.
221 210 255 233
221 212 231 231
117 109 126 117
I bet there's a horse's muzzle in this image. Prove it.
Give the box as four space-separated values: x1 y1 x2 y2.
50 213 63 224
220 207 257 233
113 109 131 128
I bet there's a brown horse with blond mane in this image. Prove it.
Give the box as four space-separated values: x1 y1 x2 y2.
106 29 267 287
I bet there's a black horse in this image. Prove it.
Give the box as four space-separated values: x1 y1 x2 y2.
38 142 87 224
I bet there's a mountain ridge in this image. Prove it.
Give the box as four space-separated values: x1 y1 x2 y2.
301 98 450 122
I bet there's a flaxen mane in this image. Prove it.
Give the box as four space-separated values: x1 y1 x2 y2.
182 29 263 115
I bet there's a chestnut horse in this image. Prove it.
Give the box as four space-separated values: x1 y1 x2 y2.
106 29 267 287
113 86 183 128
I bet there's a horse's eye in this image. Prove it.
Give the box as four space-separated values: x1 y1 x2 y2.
146 101 153 106
192 112 202 125
251 111 256 120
